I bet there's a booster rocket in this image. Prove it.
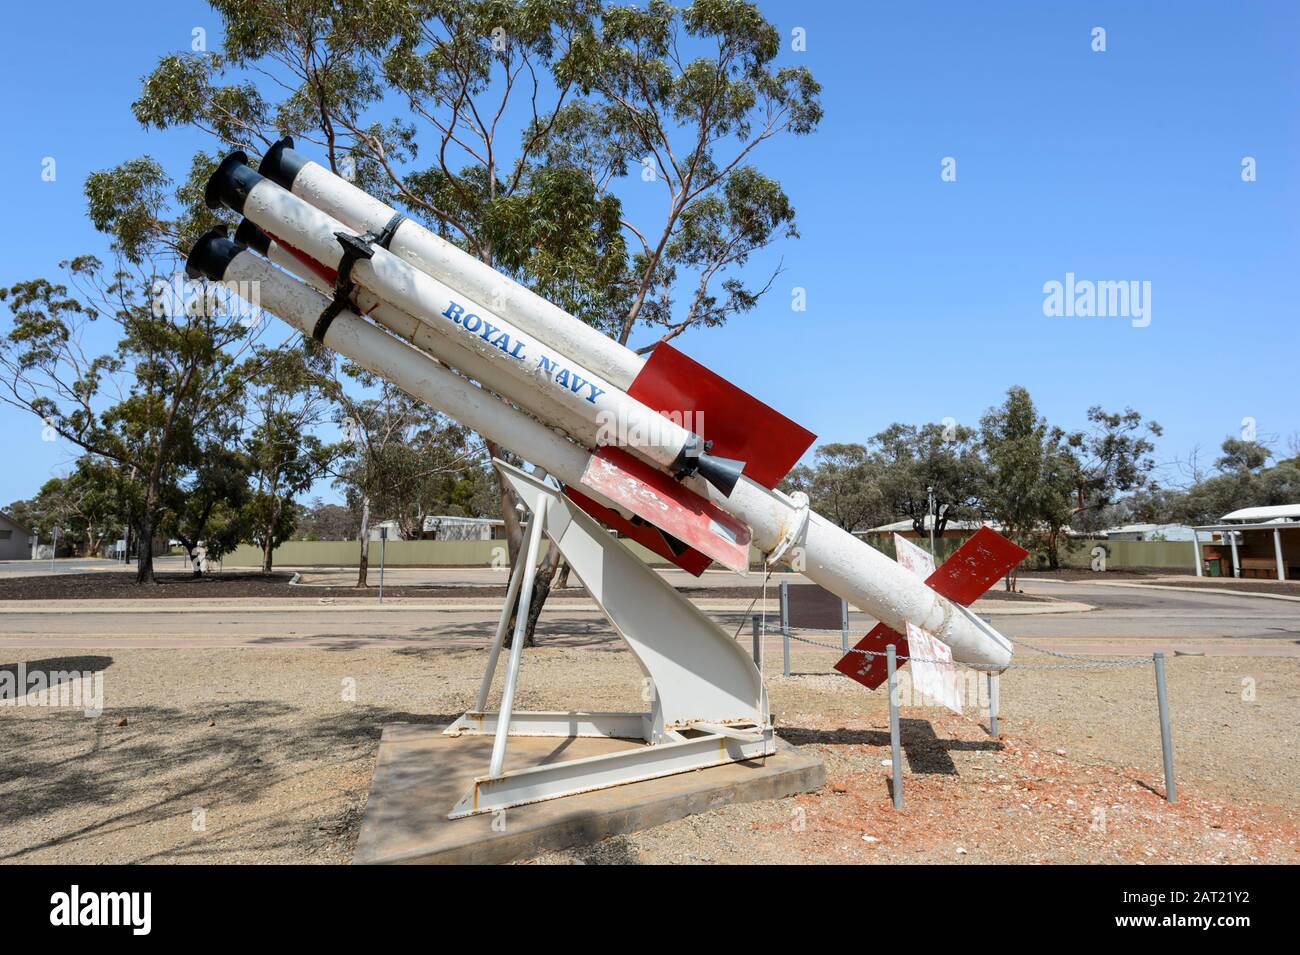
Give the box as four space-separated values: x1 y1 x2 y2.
187 143 1021 672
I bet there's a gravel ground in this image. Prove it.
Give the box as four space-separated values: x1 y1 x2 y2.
1 640 1295 865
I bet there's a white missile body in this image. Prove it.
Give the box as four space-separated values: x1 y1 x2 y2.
187 224 1015 671
238 221 589 436
259 137 644 390
209 157 730 488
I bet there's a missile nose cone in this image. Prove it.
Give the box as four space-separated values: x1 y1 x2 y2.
204 150 260 213
258 136 308 189
234 218 272 255
186 226 243 281
694 452 746 498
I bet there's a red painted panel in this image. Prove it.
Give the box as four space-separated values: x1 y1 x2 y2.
833 623 907 691
578 447 751 573
627 343 815 489
564 485 713 576
832 528 1026 689
925 527 1028 606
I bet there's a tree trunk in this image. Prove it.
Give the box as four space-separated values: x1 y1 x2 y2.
261 530 275 574
356 494 371 587
135 509 157 585
486 439 523 565
555 558 571 590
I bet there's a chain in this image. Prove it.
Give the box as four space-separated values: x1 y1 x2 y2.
782 627 1153 671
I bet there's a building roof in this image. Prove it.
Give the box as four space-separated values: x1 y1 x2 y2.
1219 504 1300 523
421 515 505 531
0 511 32 535
1097 522 1196 541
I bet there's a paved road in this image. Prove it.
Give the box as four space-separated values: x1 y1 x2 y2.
0 578 1295 656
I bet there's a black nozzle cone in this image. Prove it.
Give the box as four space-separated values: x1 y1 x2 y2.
694 452 746 498
259 136 308 189
234 219 272 255
204 150 261 212
186 226 243 281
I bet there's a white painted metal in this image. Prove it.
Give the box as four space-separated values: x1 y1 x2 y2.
1192 529 1204 577
488 495 548 778
258 234 594 446
1275 527 1287 581
240 177 696 474
1228 529 1241 578
449 726 774 818
222 251 597 484
218 249 1014 671
496 461 768 731
473 516 531 713
286 158 645 390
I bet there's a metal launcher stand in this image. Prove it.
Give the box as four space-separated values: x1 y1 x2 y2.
443 460 775 819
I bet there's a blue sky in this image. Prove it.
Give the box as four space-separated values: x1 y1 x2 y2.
1 1 1296 508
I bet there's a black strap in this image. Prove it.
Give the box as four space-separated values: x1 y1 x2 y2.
312 231 375 342
373 212 406 250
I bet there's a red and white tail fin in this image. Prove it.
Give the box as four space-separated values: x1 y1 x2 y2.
833 527 1028 690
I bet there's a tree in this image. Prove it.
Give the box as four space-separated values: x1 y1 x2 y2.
0 152 262 583
1064 406 1162 526
132 0 820 640
870 422 985 537
782 443 888 534
240 344 338 573
1167 436 1300 525
161 443 251 574
979 387 1075 583
7 458 133 557
295 499 359 541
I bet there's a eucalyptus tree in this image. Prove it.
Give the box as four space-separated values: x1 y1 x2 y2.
134 0 820 628
0 158 261 582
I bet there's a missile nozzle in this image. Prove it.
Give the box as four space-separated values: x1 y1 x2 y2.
259 136 308 189
204 151 260 213
692 452 746 498
234 219 272 256
186 226 242 282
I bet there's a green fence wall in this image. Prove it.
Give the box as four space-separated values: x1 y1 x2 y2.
223 535 1195 572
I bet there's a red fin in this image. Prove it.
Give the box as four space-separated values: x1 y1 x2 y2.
564 486 713 576
627 342 815 489
924 527 1029 606
578 447 751 573
833 623 907 690
832 528 1026 688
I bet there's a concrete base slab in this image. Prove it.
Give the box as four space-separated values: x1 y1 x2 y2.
354 723 825 864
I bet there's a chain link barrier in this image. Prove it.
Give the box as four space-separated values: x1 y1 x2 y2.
781 625 1155 671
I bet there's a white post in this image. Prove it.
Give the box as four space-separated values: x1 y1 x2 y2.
489 496 548 778
1274 528 1287 581
1228 529 1241 578
474 516 532 712
1191 529 1203 577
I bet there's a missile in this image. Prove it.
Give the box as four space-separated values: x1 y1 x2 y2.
258 137 643 390
205 152 746 497
186 224 1017 672
234 219 590 437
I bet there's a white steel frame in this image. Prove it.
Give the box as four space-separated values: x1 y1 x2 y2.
444 460 774 818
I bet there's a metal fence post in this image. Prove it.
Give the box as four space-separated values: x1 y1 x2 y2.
1153 652 1176 802
750 613 762 669
988 672 999 737
779 581 790 677
887 644 903 809
378 527 387 603
840 598 849 654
